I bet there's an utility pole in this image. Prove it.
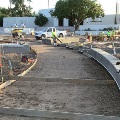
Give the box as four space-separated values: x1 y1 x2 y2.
48 0 49 8
9 0 12 15
29 1 30 11
116 0 119 14
115 0 119 24
29 1 30 8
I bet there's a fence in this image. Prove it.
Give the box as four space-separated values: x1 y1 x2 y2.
83 48 120 90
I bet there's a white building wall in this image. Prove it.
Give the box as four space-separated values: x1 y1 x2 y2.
84 15 116 25
63 18 69 26
3 17 36 28
39 9 70 27
6 9 120 32
3 17 16 28
54 18 59 26
39 8 54 17
83 14 120 25
79 24 120 31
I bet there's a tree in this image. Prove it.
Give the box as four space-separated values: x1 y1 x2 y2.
10 0 33 17
34 13 48 27
50 0 104 30
0 7 10 26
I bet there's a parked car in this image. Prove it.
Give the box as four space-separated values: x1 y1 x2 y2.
35 27 67 40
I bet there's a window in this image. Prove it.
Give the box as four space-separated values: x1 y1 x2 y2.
69 19 74 26
47 28 52 32
58 19 63 26
53 28 55 32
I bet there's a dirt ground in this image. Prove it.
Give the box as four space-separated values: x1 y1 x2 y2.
25 43 112 80
0 40 120 119
0 114 62 120
0 80 120 115
0 41 120 120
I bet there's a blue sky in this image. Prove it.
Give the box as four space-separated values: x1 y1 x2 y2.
0 0 119 14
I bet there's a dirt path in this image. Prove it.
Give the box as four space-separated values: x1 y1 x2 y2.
0 80 120 117
0 42 120 119
25 43 112 80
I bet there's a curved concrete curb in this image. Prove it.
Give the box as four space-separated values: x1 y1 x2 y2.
83 48 120 89
10 76 115 85
0 107 120 120
18 58 37 76
0 80 16 90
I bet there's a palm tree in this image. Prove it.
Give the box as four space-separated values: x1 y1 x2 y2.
11 0 24 5
9 0 33 17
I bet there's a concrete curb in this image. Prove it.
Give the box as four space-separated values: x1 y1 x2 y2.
42 39 52 45
18 58 37 76
73 46 81 50
57 43 66 47
0 52 38 89
0 80 16 90
0 107 120 120
9 76 115 85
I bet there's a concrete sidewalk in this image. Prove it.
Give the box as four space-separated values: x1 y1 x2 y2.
0 107 120 120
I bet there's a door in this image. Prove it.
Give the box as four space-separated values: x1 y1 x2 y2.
46 28 52 37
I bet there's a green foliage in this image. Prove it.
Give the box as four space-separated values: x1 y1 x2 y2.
0 16 3 27
10 5 33 17
0 0 34 26
0 7 10 16
0 7 10 26
34 13 48 27
102 27 113 31
10 0 33 17
84 28 92 31
50 0 104 30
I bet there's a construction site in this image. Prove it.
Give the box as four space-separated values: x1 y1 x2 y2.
0 31 120 120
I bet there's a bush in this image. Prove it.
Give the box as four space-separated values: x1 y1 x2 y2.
34 13 48 27
102 27 113 31
84 28 92 31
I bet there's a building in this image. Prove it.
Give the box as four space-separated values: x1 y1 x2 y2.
38 8 74 27
3 8 74 28
3 17 36 28
84 14 120 25
3 7 120 33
